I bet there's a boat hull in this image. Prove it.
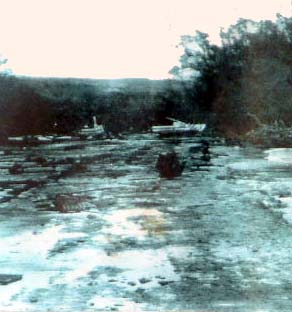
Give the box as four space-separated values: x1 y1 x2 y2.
152 124 206 137
78 125 105 137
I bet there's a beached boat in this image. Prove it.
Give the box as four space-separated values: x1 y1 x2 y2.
7 135 54 145
152 118 206 136
78 116 105 136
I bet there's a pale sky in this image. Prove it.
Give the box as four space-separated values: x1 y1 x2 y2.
0 0 291 79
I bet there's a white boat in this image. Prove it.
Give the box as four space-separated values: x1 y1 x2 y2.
8 135 54 144
79 116 105 136
7 136 24 142
152 118 206 136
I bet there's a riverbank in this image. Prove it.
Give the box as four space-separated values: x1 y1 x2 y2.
1 134 292 311
243 124 292 148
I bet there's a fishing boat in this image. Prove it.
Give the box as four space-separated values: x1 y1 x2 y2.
152 118 206 136
78 116 105 136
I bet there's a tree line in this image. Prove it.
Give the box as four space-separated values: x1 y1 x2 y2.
0 75 189 138
171 14 292 137
1 14 292 139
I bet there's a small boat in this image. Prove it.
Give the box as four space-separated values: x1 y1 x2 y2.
78 116 105 136
152 118 206 136
7 135 54 145
7 136 24 142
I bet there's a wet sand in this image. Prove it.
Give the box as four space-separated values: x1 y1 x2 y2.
1 134 292 311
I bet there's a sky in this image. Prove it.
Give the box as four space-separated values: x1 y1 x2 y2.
0 0 291 79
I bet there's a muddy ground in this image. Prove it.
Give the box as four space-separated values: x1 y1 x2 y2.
1 134 292 311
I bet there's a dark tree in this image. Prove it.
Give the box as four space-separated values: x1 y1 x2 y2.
171 16 292 137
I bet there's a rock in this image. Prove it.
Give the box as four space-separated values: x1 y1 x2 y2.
54 194 88 213
158 280 174 286
200 154 211 162
155 275 166 280
71 162 87 173
189 140 211 163
200 139 210 155
0 274 22 285
25 155 48 166
9 163 24 175
56 157 76 165
34 156 48 166
68 163 87 175
26 180 45 188
60 162 87 178
139 278 151 284
156 152 185 179
64 144 85 151
48 237 86 255
189 145 202 153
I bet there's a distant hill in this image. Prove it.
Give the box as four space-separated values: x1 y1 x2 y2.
0 75 193 137
19 76 180 96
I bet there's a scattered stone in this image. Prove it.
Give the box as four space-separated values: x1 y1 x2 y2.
128 281 136 286
29 297 38 303
155 275 166 280
26 180 45 188
156 152 185 179
0 274 22 285
48 237 85 255
189 140 211 168
34 156 48 166
200 139 210 154
57 157 76 165
197 238 207 244
54 194 88 213
189 144 202 154
64 162 87 177
200 153 211 162
200 140 211 162
189 140 210 154
158 280 174 286
139 278 151 284
9 163 24 175
64 144 85 151
25 155 48 166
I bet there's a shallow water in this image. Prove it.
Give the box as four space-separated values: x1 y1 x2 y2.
1 135 292 311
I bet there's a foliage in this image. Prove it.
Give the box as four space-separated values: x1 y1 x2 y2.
0 76 189 136
0 76 54 136
172 15 292 137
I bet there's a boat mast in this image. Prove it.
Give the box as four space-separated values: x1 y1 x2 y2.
93 116 98 129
